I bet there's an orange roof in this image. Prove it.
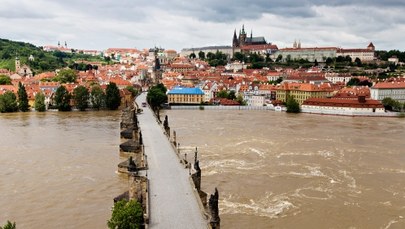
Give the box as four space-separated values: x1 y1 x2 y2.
0 85 17 95
373 81 405 89
303 97 383 108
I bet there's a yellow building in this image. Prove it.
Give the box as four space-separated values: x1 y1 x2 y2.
167 87 204 104
276 83 335 105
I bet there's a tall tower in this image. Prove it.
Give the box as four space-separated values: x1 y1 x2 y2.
239 25 247 47
15 57 21 72
232 29 239 48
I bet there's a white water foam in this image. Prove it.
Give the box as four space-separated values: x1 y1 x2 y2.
249 147 266 158
288 166 326 178
220 193 296 218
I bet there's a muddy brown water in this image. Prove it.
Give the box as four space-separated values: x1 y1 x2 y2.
1 110 405 228
162 110 405 229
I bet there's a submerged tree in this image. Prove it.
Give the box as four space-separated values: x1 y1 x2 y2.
54 85 71 111
105 82 121 110
73 85 89 111
0 91 18 113
34 91 46 112
286 96 301 113
18 82 30 112
90 85 105 110
0 221 16 229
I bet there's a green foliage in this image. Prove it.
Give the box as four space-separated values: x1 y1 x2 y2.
54 85 71 111
0 38 66 73
0 91 18 113
376 50 405 62
228 91 236 100
126 86 138 97
146 83 167 109
382 97 404 111
216 90 229 98
34 91 46 112
236 94 246 105
198 51 205 60
107 199 144 229
0 38 105 74
0 75 12 85
0 220 16 229
17 82 30 111
189 53 196 59
106 82 121 110
56 69 77 83
73 85 89 111
354 57 362 67
346 78 372 87
286 96 300 113
90 85 105 110
206 51 227 67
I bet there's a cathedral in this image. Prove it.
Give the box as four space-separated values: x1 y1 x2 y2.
232 25 278 55
232 25 267 49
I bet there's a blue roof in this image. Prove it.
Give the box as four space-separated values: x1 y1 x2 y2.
167 87 204 95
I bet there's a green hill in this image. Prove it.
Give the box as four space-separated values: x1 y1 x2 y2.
0 38 104 75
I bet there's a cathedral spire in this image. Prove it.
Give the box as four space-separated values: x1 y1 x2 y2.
242 24 246 35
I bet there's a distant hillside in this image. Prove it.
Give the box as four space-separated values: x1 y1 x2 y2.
0 38 104 75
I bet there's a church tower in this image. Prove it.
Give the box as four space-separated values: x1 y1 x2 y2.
15 57 21 72
232 29 239 48
239 24 247 47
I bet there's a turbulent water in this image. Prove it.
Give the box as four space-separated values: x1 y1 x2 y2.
162 110 405 229
1 110 405 229
0 111 128 229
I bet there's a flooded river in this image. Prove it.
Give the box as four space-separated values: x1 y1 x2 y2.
163 110 405 229
1 110 405 228
0 111 128 228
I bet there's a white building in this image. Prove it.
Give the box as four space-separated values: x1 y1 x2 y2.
301 97 385 116
325 73 352 84
370 81 405 102
336 42 375 62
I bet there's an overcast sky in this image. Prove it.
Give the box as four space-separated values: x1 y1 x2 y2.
1 0 404 52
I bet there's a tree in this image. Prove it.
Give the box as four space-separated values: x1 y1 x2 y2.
346 78 361 86
73 85 89 111
198 51 205 60
18 82 30 111
325 57 334 66
0 75 12 85
227 91 236 100
105 82 121 110
0 91 18 113
107 199 144 229
0 221 16 229
355 57 362 67
314 59 318 66
233 52 245 62
216 90 229 98
54 85 72 111
276 54 283 62
189 53 196 59
90 85 105 110
34 91 46 112
146 84 167 109
126 86 138 97
236 94 246 105
57 69 77 83
286 96 300 113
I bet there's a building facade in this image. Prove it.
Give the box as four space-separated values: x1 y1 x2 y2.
370 81 405 102
167 87 205 104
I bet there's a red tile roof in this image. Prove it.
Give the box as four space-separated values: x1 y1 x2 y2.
372 81 405 89
303 97 383 108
